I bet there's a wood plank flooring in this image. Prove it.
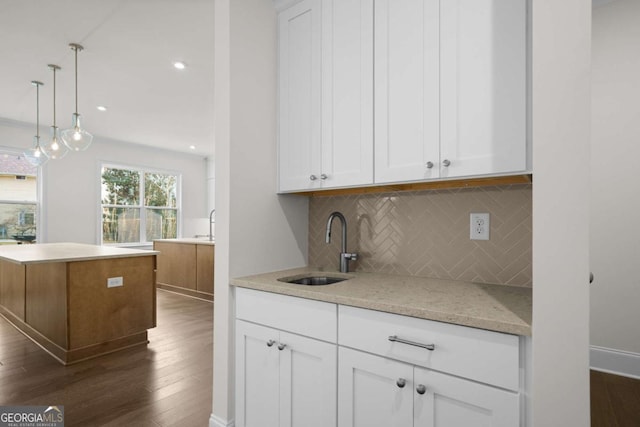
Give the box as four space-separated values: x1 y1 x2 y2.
0 289 213 427
3 290 639 427
591 369 640 427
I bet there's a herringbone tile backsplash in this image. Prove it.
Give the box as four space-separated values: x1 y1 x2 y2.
309 185 532 287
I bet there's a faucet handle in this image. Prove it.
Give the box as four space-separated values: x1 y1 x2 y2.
343 253 358 261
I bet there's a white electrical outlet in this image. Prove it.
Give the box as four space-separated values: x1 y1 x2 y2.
107 276 123 288
470 213 490 240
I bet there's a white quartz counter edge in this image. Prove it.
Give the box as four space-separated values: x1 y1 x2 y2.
231 267 532 336
0 242 158 264
154 238 215 245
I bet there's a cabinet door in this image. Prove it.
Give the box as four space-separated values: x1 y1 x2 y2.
374 0 440 184
279 331 337 427
439 0 527 179
278 0 322 192
154 242 196 290
236 321 280 427
196 244 214 295
413 367 519 427
338 347 413 427
321 0 374 189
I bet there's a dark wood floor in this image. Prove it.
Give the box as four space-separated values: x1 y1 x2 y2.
0 289 213 426
3 293 639 427
591 370 640 427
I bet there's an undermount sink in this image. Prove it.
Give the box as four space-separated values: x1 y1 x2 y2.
279 275 348 286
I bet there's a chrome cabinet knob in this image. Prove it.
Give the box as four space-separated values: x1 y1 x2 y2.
310 175 317 181
416 384 427 395
426 161 434 169
277 343 287 351
320 174 328 180
266 340 275 347
590 272 594 284
442 159 451 167
396 378 406 388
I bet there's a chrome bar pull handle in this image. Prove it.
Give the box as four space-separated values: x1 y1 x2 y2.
396 378 406 388
388 335 435 351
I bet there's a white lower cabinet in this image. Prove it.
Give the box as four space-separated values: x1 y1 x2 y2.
235 288 338 427
235 288 526 427
339 347 519 427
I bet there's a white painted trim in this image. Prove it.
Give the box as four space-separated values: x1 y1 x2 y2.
209 413 235 427
273 0 304 12
590 345 640 379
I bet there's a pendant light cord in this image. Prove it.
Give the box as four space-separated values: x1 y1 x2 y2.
53 66 57 126
36 83 40 138
74 45 78 114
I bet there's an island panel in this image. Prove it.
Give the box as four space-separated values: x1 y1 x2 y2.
0 259 26 321
67 256 156 349
25 262 68 348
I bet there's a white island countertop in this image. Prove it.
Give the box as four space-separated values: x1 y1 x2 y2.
154 238 215 245
232 267 532 336
0 242 158 265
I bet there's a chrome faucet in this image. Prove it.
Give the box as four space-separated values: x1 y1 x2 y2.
325 211 357 273
209 209 215 241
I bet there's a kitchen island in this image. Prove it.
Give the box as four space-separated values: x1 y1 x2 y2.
0 243 158 364
153 238 214 301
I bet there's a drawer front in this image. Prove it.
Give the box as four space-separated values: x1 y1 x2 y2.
338 305 519 390
236 287 337 343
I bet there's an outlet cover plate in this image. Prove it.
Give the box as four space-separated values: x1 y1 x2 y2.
470 213 490 240
107 276 124 288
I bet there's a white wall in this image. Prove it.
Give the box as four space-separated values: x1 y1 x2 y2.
591 0 640 373
0 119 209 244
531 1 591 426
210 0 308 425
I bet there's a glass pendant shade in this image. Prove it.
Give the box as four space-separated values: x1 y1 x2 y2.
61 43 93 152
61 113 93 151
25 136 49 167
24 80 49 167
42 125 68 159
42 64 69 159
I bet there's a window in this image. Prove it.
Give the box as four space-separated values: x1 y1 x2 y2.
101 165 179 245
0 150 39 243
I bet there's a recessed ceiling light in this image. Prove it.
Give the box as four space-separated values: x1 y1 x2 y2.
189 145 196 150
97 105 107 112
173 61 186 70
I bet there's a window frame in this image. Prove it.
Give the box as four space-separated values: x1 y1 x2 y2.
99 162 182 246
0 146 42 242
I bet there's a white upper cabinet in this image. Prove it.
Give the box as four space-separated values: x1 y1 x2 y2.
279 0 374 192
278 0 322 192
321 0 374 188
374 0 440 184
439 0 527 179
278 0 528 192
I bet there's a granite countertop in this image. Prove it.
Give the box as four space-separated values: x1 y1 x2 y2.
154 238 215 245
0 242 158 265
231 267 532 336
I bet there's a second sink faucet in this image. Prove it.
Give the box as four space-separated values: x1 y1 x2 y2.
325 211 357 273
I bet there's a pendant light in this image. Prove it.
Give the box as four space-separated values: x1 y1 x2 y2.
24 81 49 167
42 64 69 159
61 43 93 151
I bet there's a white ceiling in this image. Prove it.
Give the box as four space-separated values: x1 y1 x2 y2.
0 0 215 157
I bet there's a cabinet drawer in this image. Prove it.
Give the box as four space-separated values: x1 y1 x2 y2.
236 287 337 343
338 305 519 390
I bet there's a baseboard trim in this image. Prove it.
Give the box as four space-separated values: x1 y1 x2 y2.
590 345 640 379
209 413 235 427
